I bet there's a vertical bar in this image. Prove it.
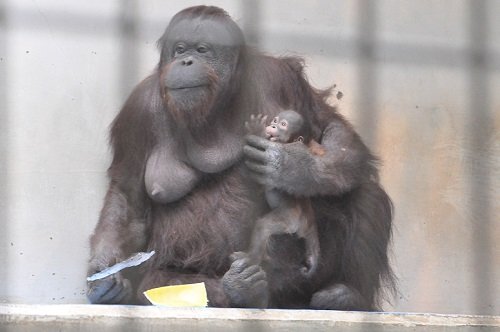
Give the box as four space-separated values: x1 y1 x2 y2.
356 0 386 325
118 0 139 100
0 0 9 302
240 0 261 46
467 0 493 316
356 0 379 149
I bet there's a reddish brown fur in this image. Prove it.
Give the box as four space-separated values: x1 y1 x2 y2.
159 61 220 129
87 6 395 310
308 140 326 156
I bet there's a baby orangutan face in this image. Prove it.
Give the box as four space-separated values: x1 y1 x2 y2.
265 110 305 143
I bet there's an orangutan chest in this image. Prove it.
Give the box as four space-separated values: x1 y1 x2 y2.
184 132 243 173
148 167 263 272
144 132 243 204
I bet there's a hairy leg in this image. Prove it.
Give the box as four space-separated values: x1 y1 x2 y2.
301 231 320 277
137 253 269 308
310 283 371 311
246 214 279 265
297 200 320 277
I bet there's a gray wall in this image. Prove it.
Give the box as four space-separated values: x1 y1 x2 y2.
0 0 498 315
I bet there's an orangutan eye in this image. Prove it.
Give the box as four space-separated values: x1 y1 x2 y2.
197 45 209 53
174 44 186 55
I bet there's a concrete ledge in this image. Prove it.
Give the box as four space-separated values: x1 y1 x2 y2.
1 304 499 332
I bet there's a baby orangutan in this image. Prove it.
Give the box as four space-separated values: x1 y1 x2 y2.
245 110 325 276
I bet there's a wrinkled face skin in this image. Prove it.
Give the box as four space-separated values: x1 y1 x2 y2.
265 110 305 143
159 18 242 128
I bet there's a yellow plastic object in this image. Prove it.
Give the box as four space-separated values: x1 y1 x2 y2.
143 282 208 307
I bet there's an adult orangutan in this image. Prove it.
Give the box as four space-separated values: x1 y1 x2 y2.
87 5 395 310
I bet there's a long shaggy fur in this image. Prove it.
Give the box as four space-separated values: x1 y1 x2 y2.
90 5 395 310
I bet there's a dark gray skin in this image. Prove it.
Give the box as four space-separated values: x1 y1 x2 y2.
244 111 320 277
87 6 394 311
